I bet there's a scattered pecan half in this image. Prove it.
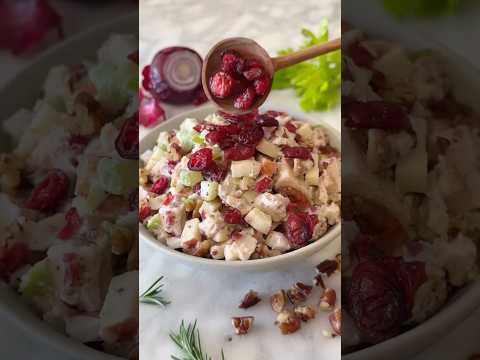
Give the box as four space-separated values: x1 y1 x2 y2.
232 316 254 335
239 290 261 309
287 282 313 305
329 308 341 336
270 289 287 313
276 310 302 335
319 288 336 311
294 306 316 322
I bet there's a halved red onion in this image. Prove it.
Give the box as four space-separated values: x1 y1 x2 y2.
148 47 203 104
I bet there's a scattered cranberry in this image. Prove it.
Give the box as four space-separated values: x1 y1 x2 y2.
203 163 227 182
209 71 234 98
224 207 243 224
243 67 263 81
233 86 256 110
139 206 153 221
150 176 170 194
255 177 272 193
282 146 312 160
57 208 82 240
286 212 312 248
256 114 279 128
284 121 297 133
115 112 139 159
218 110 258 123
236 122 263 145
343 101 409 131
188 148 214 171
26 169 69 212
253 75 270 96
0 242 31 281
224 145 255 161
163 192 174 206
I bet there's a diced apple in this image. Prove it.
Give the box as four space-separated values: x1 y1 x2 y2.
306 153 320 186
256 139 280 158
180 218 201 246
231 160 261 178
296 123 313 145
244 207 272 234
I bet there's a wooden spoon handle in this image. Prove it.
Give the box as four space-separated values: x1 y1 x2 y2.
271 38 341 71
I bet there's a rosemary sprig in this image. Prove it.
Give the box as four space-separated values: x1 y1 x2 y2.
139 276 170 307
170 320 225 360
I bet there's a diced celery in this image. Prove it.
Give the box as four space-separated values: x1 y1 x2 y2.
20 260 52 299
200 181 219 201
179 170 203 187
146 213 161 230
212 145 223 160
191 131 205 145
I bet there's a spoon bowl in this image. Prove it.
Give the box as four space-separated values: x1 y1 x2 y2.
202 37 274 114
202 36 341 114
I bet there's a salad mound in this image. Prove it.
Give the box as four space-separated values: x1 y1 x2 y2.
0 35 139 359
342 26 480 351
140 110 341 261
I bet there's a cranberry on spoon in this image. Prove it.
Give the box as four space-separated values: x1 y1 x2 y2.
202 37 341 114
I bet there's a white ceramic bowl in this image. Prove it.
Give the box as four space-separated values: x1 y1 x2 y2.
343 5 480 360
0 14 136 360
139 103 341 272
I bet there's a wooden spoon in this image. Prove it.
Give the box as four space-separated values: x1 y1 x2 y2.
202 37 341 114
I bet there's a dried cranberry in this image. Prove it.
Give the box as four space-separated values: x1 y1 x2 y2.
115 112 139 159
286 212 312 248
343 101 409 131
233 87 256 110
150 176 170 194
0 242 31 281
142 65 152 92
203 163 227 182
26 169 69 212
209 71 234 98
256 114 279 128
347 258 427 343
253 75 270 96
282 146 312 160
255 177 272 193
284 121 297 133
235 57 246 74
243 67 263 81
224 145 255 161
347 42 374 68
236 123 263 145
188 148 214 171
217 110 258 123
57 208 82 240
224 207 243 224
221 51 240 73
205 129 233 149
163 192 174 206
139 206 152 221
245 59 262 69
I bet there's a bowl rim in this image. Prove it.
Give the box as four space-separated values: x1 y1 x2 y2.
342 13 480 360
0 13 137 360
139 103 341 270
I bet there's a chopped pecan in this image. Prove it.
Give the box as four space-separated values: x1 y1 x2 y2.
313 274 325 289
192 240 212 257
329 308 341 336
287 282 313 305
232 316 254 335
276 310 301 335
270 289 287 313
316 259 338 277
239 290 261 309
294 306 316 322
319 288 336 311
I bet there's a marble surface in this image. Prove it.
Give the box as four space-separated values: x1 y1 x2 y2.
139 1 342 359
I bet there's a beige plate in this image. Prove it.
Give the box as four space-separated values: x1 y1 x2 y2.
139 104 341 272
